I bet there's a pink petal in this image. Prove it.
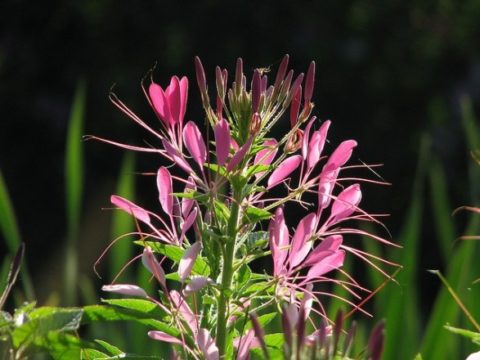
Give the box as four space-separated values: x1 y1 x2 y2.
304 235 343 267
180 207 198 244
181 176 196 218
306 120 330 170
306 250 345 279
323 139 357 173
142 247 166 287
167 76 181 125
227 137 253 172
196 328 219 360
149 82 171 127
269 207 289 276
318 169 339 210
178 241 202 281
157 167 173 216
285 301 299 329
183 121 207 168
267 155 302 189
236 329 256 360
162 139 192 173
214 118 231 166
102 284 148 298
170 290 197 332
300 284 314 320
179 76 189 126
330 184 362 223
111 195 150 225
290 85 302 127
254 139 278 179
289 213 317 268
184 276 210 295
148 331 183 345
302 116 316 160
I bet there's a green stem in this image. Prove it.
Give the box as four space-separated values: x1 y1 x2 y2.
216 196 240 358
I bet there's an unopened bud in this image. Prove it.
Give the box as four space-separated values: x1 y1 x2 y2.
251 70 261 113
274 54 290 90
304 61 315 104
249 112 262 134
215 66 225 100
194 56 207 95
285 129 303 153
290 85 302 128
235 57 244 95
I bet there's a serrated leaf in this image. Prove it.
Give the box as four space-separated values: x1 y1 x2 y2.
236 265 251 289
12 307 83 347
244 207 272 223
245 231 269 250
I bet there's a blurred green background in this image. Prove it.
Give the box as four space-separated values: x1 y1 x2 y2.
1 0 480 358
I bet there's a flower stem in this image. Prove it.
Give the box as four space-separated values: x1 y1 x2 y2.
216 196 240 358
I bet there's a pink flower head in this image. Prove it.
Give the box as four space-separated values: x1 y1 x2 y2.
149 76 188 131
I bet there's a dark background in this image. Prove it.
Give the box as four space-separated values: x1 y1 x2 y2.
1 0 479 323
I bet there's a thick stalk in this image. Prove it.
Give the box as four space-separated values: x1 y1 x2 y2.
216 197 240 358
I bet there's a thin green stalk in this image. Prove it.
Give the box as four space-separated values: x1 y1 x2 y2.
216 195 240 358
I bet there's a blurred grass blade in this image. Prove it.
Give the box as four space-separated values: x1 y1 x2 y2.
0 170 34 299
460 96 480 203
109 152 135 281
381 134 430 360
460 96 479 151
0 243 24 309
328 253 353 319
429 156 456 261
420 217 479 358
64 80 86 305
0 170 21 252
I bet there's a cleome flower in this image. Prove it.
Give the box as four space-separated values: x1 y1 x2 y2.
92 54 398 359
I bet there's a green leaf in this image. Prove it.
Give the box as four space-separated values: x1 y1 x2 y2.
82 305 178 337
236 265 252 289
204 163 228 177
101 299 165 319
244 231 269 250
214 200 231 223
246 164 271 178
82 348 110 358
36 332 82 360
95 339 124 356
139 242 210 277
244 206 272 223
264 333 284 349
243 313 277 331
444 325 480 344
12 307 83 347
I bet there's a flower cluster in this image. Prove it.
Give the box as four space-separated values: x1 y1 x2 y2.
93 55 396 359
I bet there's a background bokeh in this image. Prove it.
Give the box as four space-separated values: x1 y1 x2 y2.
1 0 480 358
